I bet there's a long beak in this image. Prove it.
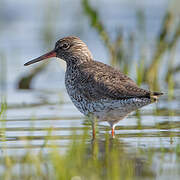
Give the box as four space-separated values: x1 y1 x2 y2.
24 50 56 66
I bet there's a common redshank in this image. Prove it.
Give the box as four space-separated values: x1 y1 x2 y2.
24 36 163 138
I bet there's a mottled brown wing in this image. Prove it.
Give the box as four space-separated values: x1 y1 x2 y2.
77 61 151 101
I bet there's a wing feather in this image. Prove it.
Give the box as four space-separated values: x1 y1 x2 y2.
76 61 151 101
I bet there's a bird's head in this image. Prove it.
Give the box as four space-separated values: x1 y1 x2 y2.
24 36 93 66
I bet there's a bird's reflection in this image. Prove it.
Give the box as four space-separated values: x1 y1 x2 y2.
85 136 155 178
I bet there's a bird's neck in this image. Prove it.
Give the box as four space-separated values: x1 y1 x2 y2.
66 55 92 67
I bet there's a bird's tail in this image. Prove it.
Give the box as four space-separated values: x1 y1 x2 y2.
150 92 163 102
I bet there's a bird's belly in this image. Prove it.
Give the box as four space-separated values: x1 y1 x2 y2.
90 98 152 124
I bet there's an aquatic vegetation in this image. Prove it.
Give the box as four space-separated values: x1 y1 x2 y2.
0 97 7 121
0 124 180 179
0 128 153 180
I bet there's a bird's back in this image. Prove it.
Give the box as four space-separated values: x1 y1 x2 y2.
76 60 161 100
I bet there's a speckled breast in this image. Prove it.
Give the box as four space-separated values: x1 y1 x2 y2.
65 69 92 115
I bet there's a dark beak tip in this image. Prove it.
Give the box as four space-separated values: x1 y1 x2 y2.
24 62 32 66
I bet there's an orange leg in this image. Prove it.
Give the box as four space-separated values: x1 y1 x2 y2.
91 117 97 139
88 114 97 140
111 125 115 138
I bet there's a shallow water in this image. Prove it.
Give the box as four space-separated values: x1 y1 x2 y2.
0 88 180 179
1 0 180 179
1 89 180 149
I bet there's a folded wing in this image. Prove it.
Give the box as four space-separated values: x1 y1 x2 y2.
77 61 155 101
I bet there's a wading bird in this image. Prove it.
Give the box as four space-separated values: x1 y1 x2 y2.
24 36 163 138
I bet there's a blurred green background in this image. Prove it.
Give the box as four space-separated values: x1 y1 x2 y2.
0 0 180 92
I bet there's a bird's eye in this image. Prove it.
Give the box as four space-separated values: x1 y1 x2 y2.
60 42 70 50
